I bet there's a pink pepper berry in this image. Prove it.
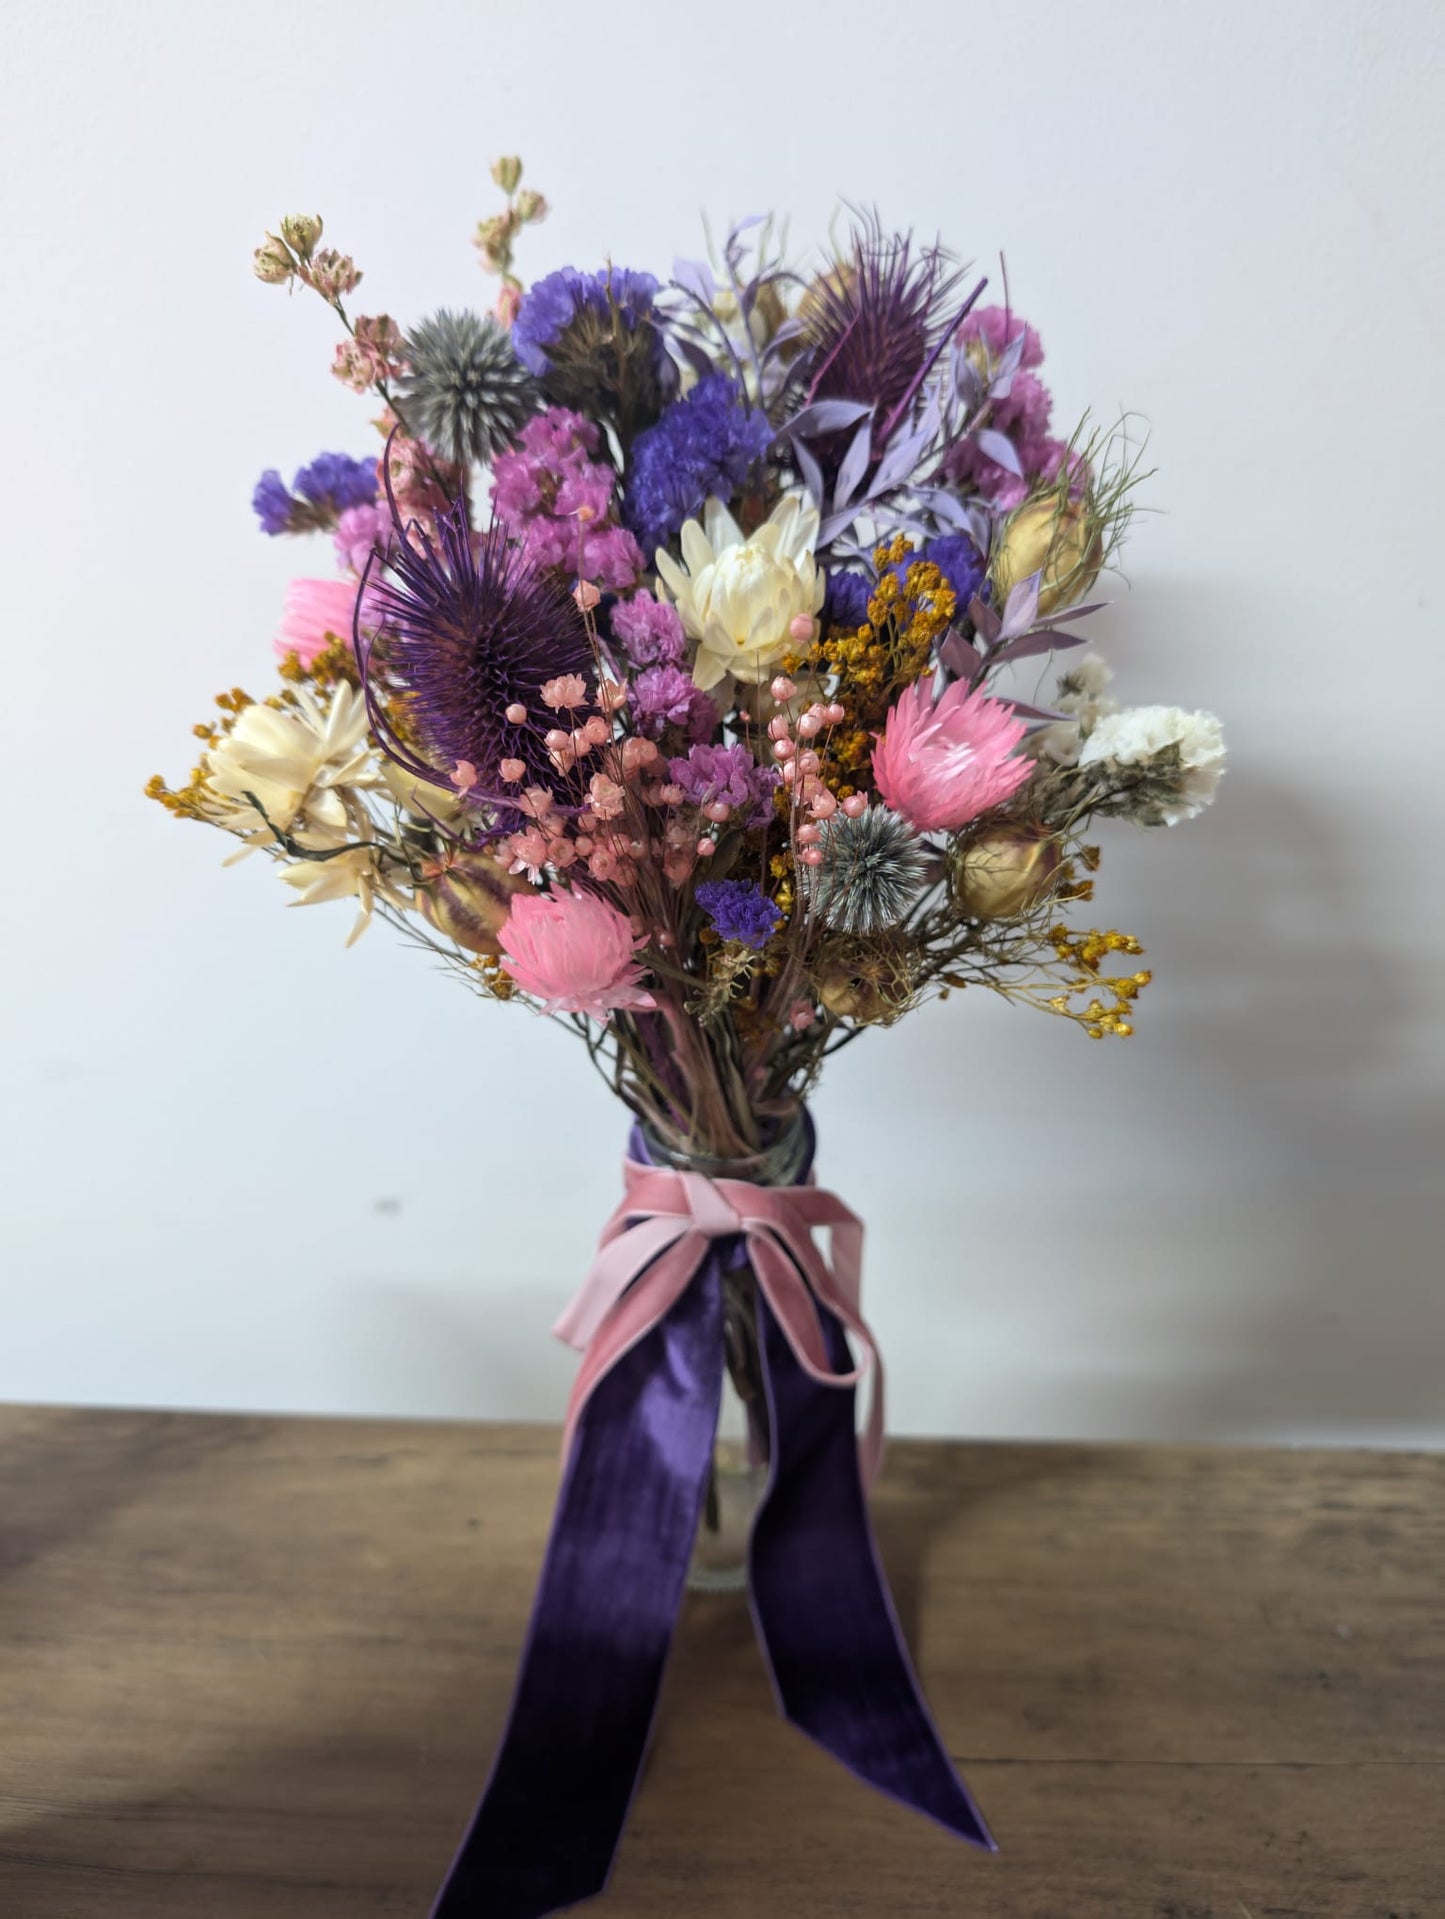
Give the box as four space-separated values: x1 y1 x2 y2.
771 675 797 701
797 750 820 775
788 614 816 642
505 702 528 724
800 846 825 867
841 793 868 818
796 712 821 738
772 738 795 761
499 758 526 783
796 823 822 846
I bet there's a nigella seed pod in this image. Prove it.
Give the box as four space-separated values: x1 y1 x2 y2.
420 852 531 955
815 934 917 1027
952 827 1061 919
990 494 1104 617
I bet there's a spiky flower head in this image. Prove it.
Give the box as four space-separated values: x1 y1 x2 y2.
804 805 927 935
795 218 965 433
361 495 591 805
396 309 538 467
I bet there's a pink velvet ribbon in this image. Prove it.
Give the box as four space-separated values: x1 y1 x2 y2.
553 1155 884 1484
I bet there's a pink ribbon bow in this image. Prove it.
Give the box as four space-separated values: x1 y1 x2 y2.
553 1156 885 1484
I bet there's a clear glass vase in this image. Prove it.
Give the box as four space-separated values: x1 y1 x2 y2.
639 1112 811 1596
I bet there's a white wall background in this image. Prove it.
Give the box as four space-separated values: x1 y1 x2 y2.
2 0 1442 1445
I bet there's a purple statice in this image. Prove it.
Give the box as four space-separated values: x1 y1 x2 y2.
490 408 643 590
360 496 592 801
511 266 676 439
631 664 716 742
668 743 781 827
253 451 378 535
623 374 774 557
823 567 873 631
694 878 783 950
513 266 663 373
925 533 986 608
609 589 686 666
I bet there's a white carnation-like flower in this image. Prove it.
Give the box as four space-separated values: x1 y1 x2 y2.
655 491 824 693
1029 653 1118 765
1078 704 1226 824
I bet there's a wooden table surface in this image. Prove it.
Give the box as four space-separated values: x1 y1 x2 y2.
1 1408 1441 1918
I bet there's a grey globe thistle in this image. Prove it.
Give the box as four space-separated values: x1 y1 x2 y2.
397 308 537 466
805 806 928 935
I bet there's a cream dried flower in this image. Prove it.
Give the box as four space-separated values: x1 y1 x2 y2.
1078 704 1226 824
654 491 824 694
202 682 380 849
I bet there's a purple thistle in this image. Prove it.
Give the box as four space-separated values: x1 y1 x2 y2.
694 878 783 950
360 494 592 803
794 220 968 458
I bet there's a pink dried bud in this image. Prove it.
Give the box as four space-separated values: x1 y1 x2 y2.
569 728 593 758
596 678 630 714
543 729 571 753
656 781 684 805
696 838 716 858
308 249 362 299
770 676 797 702
541 673 588 710
620 737 660 778
573 580 602 613
286 215 328 264
788 614 817 643
518 786 557 819
841 793 868 819
823 702 847 726
252 236 294 284
767 714 792 742
799 846 825 867
588 774 627 820
796 750 821 776
788 1000 816 1031
772 739 794 761
702 801 732 823
505 702 529 724
548 838 578 869
583 714 611 746
796 712 822 738
808 788 839 820
451 760 479 793
493 282 523 328
796 823 822 846
782 761 798 785
499 758 526 783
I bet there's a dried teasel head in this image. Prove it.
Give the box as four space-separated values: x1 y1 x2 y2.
814 933 918 1026
951 826 1062 920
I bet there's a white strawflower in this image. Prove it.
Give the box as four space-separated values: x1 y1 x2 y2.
1029 653 1118 765
1078 704 1226 824
655 491 824 693
202 682 380 848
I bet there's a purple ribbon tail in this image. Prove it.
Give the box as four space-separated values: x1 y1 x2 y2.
749 1294 997 1851
430 1248 726 1919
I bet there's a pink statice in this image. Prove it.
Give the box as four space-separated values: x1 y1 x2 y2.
610 589 686 666
333 502 392 576
498 889 656 1020
274 578 363 666
631 664 716 741
871 679 1031 832
490 408 643 590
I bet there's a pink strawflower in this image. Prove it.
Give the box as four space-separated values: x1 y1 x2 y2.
871 679 1031 832
498 889 657 1020
274 578 362 666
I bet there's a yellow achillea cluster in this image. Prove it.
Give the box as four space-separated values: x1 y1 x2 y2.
800 536 957 785
1045 925 1152 1038
145 686 257 820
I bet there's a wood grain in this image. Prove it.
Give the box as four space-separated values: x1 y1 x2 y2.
0 1407 1440 1917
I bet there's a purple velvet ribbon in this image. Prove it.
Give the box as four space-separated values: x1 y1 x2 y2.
430 1125 993 1918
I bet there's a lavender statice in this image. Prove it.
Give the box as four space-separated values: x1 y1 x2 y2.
361 497 592 801
252 451 378 535
623 374 773 557
668 743 781 827
608 589 686 666
694 879 783 950
512 265 676 440
631 664 716 741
